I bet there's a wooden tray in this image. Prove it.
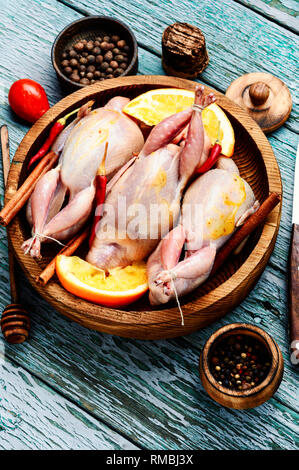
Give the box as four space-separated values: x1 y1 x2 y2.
6 76 282 340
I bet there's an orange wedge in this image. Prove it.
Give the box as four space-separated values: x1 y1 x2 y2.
123 88 235 157
56 255 148 307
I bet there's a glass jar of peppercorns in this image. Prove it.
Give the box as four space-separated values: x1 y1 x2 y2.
199 323 284 409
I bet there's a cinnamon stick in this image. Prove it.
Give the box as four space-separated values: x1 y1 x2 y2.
210 192 281 276
36 227 89 285
0 150 59 226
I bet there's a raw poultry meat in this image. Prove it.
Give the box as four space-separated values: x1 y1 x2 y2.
147 158 259 306
86 86 216 270
22 96 144 258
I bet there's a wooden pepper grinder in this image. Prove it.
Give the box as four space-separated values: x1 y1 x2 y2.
226 72 292 133
0 125 30 344
162 22 209 79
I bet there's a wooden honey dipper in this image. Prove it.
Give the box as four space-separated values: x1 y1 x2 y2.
0 125 30 344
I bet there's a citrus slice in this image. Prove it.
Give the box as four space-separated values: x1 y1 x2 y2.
123 88 234 157
56 255 148 307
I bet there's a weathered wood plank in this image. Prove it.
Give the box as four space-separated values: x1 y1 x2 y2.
236 0 299 33
0 275 297 450
61 0 299 134
0 0 298 450
0 351 138 449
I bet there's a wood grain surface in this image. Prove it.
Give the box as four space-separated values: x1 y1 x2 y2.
0 0 298 450
6 76 282 339
238 0 299 33
0 348 138 449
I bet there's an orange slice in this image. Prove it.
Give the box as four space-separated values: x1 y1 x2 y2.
123 88 234 157
56 255 148 307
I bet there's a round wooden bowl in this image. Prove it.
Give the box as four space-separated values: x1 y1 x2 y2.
6 76 282 340
51 16 138 91
199 323 284 409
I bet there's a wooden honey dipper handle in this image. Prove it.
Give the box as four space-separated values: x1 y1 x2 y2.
0 125 30 344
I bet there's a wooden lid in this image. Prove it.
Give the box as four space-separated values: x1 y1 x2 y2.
226 72 292 133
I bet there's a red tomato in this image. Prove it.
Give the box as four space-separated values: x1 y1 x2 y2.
8 79 49 123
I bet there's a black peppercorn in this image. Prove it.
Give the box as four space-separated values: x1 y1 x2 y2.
74 42 84 52
93 47 101 55
114 68 123 77
110 61 118 70
87 55 95 63
86 41 94 51
100 61 109 71
70 73 80 83
69 49 77 58
64 66 72 75
96 55 103 64
100 41 110 51
117 39 126 49
104 51 113 62
87 65 96 73
69 58 79 67
61 60 69 67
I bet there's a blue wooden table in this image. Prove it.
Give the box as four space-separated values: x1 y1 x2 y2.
0 0 298 450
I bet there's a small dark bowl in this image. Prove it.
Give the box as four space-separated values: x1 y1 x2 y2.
199 323 284 409
51 16 138 91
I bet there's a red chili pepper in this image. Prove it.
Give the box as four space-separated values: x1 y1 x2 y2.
196 121 223 174
27 106 81 170
196 142 222 174
89 143 108 247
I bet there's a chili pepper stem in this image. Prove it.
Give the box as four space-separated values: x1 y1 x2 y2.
57 100 95 126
